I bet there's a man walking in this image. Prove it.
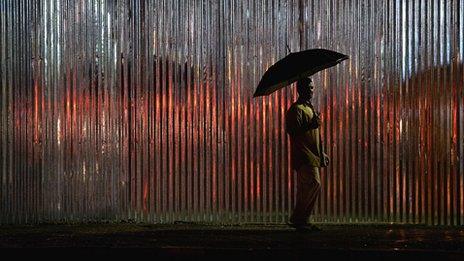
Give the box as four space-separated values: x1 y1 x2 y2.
285 77 329 231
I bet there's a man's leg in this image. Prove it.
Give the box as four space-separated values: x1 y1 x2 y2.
289 164 321 225
305 167 321 225
302 166 321 223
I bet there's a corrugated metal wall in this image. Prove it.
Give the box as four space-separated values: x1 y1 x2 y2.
0 0 463 225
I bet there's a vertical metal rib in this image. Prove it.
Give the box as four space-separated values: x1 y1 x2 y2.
0 0 463 225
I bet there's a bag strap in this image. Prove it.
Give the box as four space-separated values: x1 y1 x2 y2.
319 127 325 162
314 108 325 166
309 103 325 166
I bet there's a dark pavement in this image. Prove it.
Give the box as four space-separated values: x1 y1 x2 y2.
0 223 463 260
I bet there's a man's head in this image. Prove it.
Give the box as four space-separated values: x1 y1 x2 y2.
296 77 314 100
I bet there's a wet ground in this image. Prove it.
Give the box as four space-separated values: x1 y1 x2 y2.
0 223 463 260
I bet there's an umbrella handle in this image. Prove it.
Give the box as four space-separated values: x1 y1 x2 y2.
286 44 292 54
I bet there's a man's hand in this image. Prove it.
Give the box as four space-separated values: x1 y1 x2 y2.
322 153 330 167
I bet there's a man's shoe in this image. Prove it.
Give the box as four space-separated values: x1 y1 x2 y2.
287 221 322 231
287 222 319 233
306 224 322 231
286 221 307 230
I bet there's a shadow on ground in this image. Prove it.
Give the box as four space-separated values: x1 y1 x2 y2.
0 223 463 260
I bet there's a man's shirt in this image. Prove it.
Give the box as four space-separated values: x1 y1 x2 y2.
285 101 321 171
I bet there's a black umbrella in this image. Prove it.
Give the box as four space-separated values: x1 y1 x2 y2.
253 48 348 97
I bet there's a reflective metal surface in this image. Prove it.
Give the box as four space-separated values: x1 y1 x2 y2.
0 0 463 225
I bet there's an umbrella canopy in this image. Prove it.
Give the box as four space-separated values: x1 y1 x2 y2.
253 49 348 97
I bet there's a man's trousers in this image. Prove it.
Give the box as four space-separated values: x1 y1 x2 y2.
289 164 321 225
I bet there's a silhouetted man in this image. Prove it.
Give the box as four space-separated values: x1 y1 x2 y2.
285 77 329 231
